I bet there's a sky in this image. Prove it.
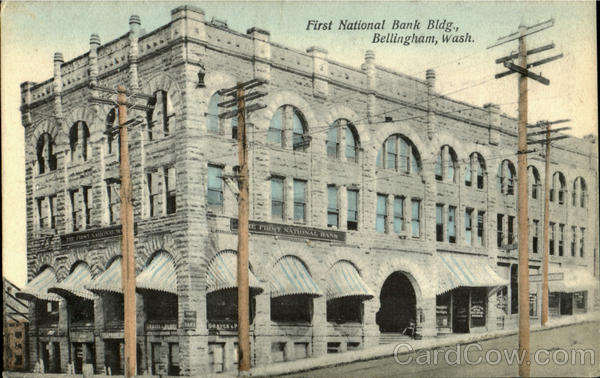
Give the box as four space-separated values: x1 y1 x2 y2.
1 1 597 287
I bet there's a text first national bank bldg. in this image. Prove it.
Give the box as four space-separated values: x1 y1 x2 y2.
17 6 598 375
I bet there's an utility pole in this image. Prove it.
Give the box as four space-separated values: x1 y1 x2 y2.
527 119 570 326
218 79 266 373
489 19 561 377
89 84 153 377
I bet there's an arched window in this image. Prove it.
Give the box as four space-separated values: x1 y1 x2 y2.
206 93 220 133
528 166 541 200
146 90 172 140
551 172 566 204
465 152 485 189
105 108 120 156
497 160 516 195
435 145 457 183
36 133 57 174
376 134 421 174
573 177 587 208
326 119 359 162
69 121 90 162
267 105 309 150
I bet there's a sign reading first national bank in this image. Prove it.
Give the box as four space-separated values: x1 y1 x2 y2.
230 219 346 242
60 224 138 245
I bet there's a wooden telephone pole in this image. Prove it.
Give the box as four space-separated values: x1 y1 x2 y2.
527 119 570 325
218 79 266 372
90 84 153 377
489 19 561 377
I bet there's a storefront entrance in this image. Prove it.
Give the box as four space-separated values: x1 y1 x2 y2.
452 288 470 333
104 339 124 375
436 287 488 334
376 272 416 333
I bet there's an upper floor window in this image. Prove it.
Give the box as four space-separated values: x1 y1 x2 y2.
477 210 485 246
411 199 421 238
69 121 90 163
550 172 566 205
106 180 120 225
207 165 224 211
268 105 309 151
434 145 457 183
573 177 587 208
558 223 565 256
36 133 57 174
326 119 359 162
376 134 421 175
393 196 404 233
207 93 220 133
37 196 55 230
147 172 160 217
147 90 172 140
294 179 307 223
507 215 515 244
165 167 177 215
376 194 387 233
497 160 516 195
271 177 284 221
549 222 555 255
327 185 339 228
496 214 504 248
571 226 577 257
528 166 541 200
347 189 358 230
579 227 585 257
105 108 120 157
466 152 485 189
436 204 444 242
447 206 456 243
532 219 539 253
465 208 473 245
69 187 91 231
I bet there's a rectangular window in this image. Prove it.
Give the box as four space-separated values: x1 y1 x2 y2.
477 211 485 246
376 194 387 233
294 179 306 223
435 204 444 242
549 222 555 255
165 167 176 214
558 224 564 256
532 220 539 253
465 208 473 245
107 181 120 224
393 196 404 233
271 177 284 221
49 195 57 229
580 228 585 257
347 189 358 231
399 139 409 173
70 189 80 231
411 199 421 238
497 214 504 248
37 197 46 229
447 206 456 244
147 173 160 217
207 165 224 209
507 215 515 244
465 164 472 186
83 186 91 227
571 226 577 257
327 185 338 228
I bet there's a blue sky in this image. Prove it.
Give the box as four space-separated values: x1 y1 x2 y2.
1 1 597 286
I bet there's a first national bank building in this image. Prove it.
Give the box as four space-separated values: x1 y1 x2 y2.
17 6 598 375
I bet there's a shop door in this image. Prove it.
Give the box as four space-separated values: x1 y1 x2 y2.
73 343 84 374
104 339 124 375
452 288 470 333
560 293 573 315
40 342 50 373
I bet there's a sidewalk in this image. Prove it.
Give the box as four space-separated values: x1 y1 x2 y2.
3 313 598 378
249 312 600 377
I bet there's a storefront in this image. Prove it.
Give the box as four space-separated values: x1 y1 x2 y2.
436 253 507 335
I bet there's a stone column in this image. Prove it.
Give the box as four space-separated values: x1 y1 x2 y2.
312 296 327 358
53 52 63 120
364 51 376 124
307 47 328 99
128 15 141 90
426 69 437 140
484 103 501 146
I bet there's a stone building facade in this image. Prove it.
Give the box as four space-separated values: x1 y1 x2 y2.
18 5 598 375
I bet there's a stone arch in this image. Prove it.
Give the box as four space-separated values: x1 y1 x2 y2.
253 90 318 136
370 122 427 166
30 256 55 280
64 106 102 141
323 104 367 144
141 73 183 119
136 232 182 274
256 249 324 288
97 240 121 271
27 119 61 165
431 133 470 162
371 258 430 301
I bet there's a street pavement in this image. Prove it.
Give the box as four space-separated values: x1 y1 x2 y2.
284 322 600 377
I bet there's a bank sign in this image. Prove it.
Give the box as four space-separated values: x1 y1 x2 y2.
230 219 346 242
60 224 137 245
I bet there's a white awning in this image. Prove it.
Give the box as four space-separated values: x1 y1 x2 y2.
48 263 95 300
206 251 263 294
437 253 508 295
324 261 374 300
136 253 177 294
270 256 322 298
16 268 61 302
549 266 597 293
86 257 122 294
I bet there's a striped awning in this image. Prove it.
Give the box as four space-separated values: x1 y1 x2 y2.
324 261 374 300
206 251 263 294
549 266 597 293
48 264 95 300
137 253 177 294
270 256 323 298
86 258 122 294
437 253 508 295
16 268 61 302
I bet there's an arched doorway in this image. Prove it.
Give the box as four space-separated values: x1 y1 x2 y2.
376 272 417 333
